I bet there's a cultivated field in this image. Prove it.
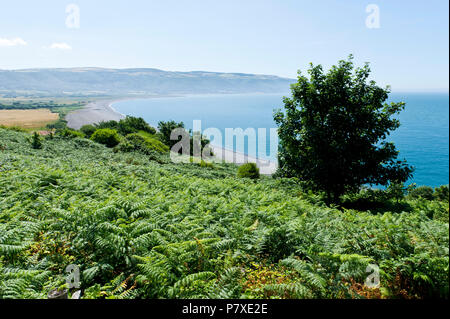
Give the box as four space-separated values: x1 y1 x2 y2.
0 108 59 128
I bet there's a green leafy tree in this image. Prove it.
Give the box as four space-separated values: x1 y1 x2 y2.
91 128 120 147
157 120 185 149
274 56 413 203
157 120 212 157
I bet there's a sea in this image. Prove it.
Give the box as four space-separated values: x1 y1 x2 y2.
113 92 449 187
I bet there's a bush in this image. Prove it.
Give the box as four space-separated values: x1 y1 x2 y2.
30 132 42 149
96 117 156 136
237 163 260 179
91 129 120 147
118 116 156 136
96 120 119 131
59 128 85 139
79 124 97 138
46 119 67 130
434 185 449 202
408 186 434 201
115 133 168 154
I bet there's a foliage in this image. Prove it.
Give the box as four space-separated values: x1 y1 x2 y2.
96 116 156 136
274 55 413 203
59 128 85 139
434 185 449 202
79 125 97 138
30 132 42 149
407 185 434 201
115 133 169 155
90 128 120 148
0 128 448 299
157 120 185 149
157 121 213 157
237 163 260 179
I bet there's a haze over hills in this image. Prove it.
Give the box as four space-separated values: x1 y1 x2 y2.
0 68 294 97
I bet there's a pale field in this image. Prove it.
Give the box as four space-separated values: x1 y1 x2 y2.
0 109 59 128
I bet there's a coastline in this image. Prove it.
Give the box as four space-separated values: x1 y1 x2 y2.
66 99 127 130
210 144 277 175
66 95 278 175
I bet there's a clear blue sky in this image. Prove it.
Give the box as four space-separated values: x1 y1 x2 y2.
0 0 448 91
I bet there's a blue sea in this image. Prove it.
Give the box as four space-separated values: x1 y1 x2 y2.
113 92 449 187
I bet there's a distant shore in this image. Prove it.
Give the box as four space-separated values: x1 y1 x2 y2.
66 99 126 130
209 144 277 175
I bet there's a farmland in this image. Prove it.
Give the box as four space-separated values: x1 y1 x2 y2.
0 127 448 299
0 109 59 129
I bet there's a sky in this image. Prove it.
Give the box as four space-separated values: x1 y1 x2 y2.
0 0 448 91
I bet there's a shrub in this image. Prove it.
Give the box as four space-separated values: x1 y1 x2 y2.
30 132 42 149
200 160 213 168
115 133 168 154
434 185 449 202
237 163 260 179
118 116 156 136
408 186 434 201
96 120 119 131
96 117 156 136
46 119 67 130
59 128 85 139
79 124 97 138
91 128 120 147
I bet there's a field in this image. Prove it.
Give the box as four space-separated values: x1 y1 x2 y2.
0 109 59 129
0 128 448 299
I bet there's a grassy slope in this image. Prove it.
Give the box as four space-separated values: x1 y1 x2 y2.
0 128 448 299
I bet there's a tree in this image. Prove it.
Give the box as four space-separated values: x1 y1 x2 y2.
157 120 185 149
274 55 413 203
156 121 212 157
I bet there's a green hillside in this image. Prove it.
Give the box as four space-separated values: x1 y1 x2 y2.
0 128 448 299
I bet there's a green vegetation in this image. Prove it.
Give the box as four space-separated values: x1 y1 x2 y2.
157 120 213 156
237 163 260 179
0 100 84 111
90 129 120 148
30 132 42 150
96 116 156 136
274 56 413 204
115 133 169 155
79 125 97 138
0 127 448 299
60 128 85 139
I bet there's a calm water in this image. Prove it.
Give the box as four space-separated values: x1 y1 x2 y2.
113 92 449 187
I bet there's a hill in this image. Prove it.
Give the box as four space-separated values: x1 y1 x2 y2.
0 128 448 299
0 68 294 97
